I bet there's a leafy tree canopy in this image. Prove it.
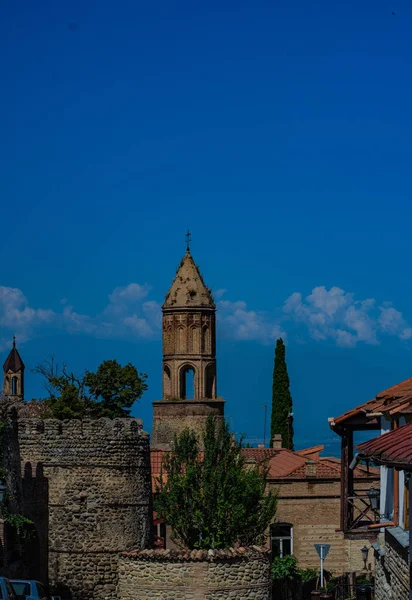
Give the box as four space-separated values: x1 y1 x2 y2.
154 415 277 550
33 358 147 419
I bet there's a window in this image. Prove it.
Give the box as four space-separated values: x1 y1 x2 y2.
11 376 18 395
270 523 293 558
180 365 195 399
36 582 48 599
11 581 30 595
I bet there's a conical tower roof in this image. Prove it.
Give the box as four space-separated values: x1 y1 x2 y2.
3 337 25 372
163 250 215 309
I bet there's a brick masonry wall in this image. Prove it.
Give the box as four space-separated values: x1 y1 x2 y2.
152 399 224 447
374 531 409 600
118 547 272 600
271 479 376 573
17 418 152 600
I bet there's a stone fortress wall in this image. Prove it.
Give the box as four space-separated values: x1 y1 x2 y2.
17 417 152 600
118 547 272 600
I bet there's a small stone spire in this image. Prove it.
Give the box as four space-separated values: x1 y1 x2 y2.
163 249 215 309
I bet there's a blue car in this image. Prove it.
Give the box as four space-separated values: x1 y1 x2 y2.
10 581 60 600
0 577 17 599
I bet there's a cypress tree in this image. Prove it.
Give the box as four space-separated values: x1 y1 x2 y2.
270 338 294 450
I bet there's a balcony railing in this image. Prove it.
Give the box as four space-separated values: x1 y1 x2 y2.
346 489 377 531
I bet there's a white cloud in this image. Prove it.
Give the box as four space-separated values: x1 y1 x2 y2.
108 283 150 305
1 281 412 349
283 286 412 346
0 282 160 346
0 286 56 346
218 300 285 343
213 289 227 300
123 315 154 338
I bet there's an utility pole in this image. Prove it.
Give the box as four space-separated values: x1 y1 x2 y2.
261 404 267 447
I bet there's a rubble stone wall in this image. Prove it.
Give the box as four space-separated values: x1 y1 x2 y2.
118 547 272 600
374 530 409 600
18 418 152 600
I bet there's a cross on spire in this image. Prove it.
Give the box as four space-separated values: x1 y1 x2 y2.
185 229 191 252
13 335 16 349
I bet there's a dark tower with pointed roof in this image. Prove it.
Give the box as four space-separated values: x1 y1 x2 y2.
152 243 224 447
3 337 25 401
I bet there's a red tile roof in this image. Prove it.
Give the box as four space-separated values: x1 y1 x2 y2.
242 447 306 478
330 376 412 429
356 422 412 468
150 446 378 490
296 445 324 459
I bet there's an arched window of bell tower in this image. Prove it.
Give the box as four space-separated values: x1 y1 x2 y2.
205 364 216 399
11 376 18 395
163 365 172 399
180 365 195 400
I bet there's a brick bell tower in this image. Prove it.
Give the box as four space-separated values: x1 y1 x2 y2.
152 233 224 448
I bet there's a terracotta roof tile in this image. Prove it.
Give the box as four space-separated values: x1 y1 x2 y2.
150 446 378 488
296 445 324 459
331 376 412 429
356 422 412 468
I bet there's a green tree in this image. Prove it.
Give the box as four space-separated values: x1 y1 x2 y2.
85 359 148 418
154 415 277 550
270 338 294 450
34 357 147 419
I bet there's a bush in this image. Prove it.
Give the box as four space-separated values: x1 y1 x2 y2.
154 415 278 549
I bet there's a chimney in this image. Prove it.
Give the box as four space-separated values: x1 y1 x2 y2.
257 443 265 449
272 434 282 449
305 459 317 477
245 457 257 471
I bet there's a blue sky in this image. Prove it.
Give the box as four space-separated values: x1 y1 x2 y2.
1 0 411 452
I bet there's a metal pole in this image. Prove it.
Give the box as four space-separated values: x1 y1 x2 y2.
261 404 267 447
263 404 267 447
320 545 324 588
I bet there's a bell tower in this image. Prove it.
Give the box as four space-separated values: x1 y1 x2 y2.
152 235 224 447
3 336 25 401
162 245 217 401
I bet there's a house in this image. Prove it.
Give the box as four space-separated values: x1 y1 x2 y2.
151 437 379 573
356 423 412 600
330 376 412 599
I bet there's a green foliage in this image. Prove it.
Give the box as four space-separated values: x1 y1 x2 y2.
270 338 294 450
2 509 34 541
271 555 299 579
85 360 147 418
154 415 277 550
298 567 318 583
0 420 33 542
272 555 317 583
34 357 148 419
